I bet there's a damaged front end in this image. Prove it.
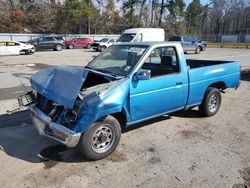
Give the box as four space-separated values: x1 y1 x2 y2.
20 66 125 147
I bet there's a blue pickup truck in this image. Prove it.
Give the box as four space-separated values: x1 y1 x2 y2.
22 42 240 160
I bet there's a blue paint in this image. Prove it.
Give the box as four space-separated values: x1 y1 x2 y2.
31 67 89 109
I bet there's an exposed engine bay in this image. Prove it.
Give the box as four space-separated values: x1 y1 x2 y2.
21 67 119 129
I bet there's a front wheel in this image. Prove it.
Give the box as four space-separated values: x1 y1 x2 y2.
100 45 106 52
55 44 62 51
78 115 121 160
198 87 222 117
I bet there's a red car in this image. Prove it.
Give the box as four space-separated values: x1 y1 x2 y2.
66 38 93 49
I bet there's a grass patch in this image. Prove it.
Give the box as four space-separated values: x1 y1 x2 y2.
208 43 250 48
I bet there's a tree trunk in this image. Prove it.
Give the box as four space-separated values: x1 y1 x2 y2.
158 0 164 26
139 0 146 25
151 0 155 26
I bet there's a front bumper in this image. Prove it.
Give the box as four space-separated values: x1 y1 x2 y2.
29 105 81 147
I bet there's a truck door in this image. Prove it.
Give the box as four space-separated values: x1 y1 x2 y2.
129 46 188 122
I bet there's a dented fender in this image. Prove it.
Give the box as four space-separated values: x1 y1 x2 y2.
74 79 130 133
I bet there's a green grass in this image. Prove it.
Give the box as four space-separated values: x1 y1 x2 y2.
208 43 250 48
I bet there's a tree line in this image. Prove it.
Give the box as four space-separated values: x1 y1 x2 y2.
0 0 250 36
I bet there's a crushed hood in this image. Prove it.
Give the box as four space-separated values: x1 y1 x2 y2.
31 67 89 109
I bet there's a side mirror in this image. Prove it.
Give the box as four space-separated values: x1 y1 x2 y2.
133 69 151 82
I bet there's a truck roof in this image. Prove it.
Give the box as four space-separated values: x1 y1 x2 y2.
113 41 182 47
123 28 164 33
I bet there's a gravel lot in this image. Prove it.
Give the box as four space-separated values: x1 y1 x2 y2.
0 47 249 188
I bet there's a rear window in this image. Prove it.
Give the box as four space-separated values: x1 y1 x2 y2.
55 37 64 41
76 38 86 41
169 36 181 41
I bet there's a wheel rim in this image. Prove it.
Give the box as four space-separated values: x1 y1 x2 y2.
69 45 73 49
57 45 62 50
91 125 114 153
208 94 218 113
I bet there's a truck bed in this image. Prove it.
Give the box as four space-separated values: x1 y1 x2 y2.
185 59 240 108
186 59 235 69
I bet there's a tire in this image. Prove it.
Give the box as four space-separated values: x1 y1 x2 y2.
68 44 74 49
86 44 91 49
195 46 201 54
78 115 121 160
198 87 222 117
55 44 62 51
100 45 106 52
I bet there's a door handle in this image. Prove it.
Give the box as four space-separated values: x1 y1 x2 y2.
176 82 182 86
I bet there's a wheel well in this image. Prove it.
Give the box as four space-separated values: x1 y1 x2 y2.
110 109 127 128
208 82 226 90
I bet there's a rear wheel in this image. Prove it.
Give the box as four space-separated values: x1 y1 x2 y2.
195 46 201 54
55 44 62 51
100 45 106 52
198 87 221 117
68 44 74 49
78 115 121 160
86 44 91 49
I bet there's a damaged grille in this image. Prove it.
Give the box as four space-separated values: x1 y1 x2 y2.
36 94 64 122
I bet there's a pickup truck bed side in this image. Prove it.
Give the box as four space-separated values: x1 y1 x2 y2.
186 60 240 107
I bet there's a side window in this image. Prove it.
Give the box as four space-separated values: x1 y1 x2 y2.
134 33 142 42
0 42 6 46
142 46 180 77
44 37 54 41
6 42 18 46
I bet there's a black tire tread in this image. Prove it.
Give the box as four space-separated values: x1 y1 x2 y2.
78 115 121 161
198 87 221 117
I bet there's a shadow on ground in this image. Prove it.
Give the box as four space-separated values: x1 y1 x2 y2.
123 109 202 133
0 110 85 164
0 108 203 164
241 71 250 82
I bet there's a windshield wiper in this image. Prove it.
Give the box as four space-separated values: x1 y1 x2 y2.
96 69 124 78
85 67 123 78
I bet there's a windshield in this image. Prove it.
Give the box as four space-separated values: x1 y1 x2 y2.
117 33 136 42
86 45 148 76
100 38 109 42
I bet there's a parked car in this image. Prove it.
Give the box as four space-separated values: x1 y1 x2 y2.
66 38 93 49
28 36 65 51
92 38 116 52
21 42 240 160
0 41 35 56
168 36 204 54
117 28 165 42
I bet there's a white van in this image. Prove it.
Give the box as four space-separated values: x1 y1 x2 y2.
117 28 165 42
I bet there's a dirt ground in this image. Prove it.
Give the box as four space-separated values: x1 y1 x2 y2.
0 47 249 188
